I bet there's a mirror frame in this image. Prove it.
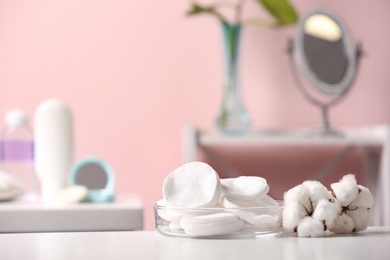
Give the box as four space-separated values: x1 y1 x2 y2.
70 156 115 202
294 8 357 96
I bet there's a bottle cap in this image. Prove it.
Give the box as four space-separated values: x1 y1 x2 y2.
5 109 28 128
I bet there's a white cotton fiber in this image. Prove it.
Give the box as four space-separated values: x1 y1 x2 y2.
312 198 341 229
303 180 333 209
297 217 325 237
349 185 374 209
221 176 268 202
330 174 359 207
163 162 221 208
282 201 309 231
347 207 371 232
284 184 311 210
329 213 355 234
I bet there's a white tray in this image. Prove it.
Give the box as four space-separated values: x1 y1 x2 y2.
0 195 143 233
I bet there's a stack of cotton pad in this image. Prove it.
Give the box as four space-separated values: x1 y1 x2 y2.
157 162 281 237
0 170 24 201
282 174 374 237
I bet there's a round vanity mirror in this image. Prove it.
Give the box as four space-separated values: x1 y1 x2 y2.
288 8 362 135
71 157 115 202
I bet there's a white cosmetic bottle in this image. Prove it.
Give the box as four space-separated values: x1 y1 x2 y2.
34 99 73 204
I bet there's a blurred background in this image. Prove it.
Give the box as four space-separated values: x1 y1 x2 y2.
0 0 389 229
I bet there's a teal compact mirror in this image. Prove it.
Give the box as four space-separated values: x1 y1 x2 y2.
71 157 115 203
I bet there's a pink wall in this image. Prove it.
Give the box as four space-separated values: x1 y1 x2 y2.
0 1 389 229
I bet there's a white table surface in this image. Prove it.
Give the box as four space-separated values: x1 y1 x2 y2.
1 227 389 260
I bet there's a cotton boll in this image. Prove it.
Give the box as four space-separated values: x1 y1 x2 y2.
329 213 355 234
282 201 308 232
284 184 311 210
303 180 333 209
349 185 374 209
347 207 371 232
297 216 326 237
330 174 359 207
312 198 341 229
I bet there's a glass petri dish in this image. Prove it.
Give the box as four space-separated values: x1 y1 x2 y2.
154 202 286 239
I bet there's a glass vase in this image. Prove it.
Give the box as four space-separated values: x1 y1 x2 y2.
216 21 251 134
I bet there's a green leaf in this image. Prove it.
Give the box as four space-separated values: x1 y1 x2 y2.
186 4 226 22
257 0 299 26
186 4 213 15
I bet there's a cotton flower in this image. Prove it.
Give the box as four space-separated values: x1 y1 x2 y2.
331 176 374 232
312 198 341 229
284 184 311 211
283 180 335 236
282 201 309 232
282 174 374 237
330 174 359 207
297 216 325 237
347 207 371 232
329 213 355 233
303 180 333 209
349 185 374 209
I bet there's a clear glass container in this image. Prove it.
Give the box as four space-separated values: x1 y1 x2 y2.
215 21 251 135
154 203 286 239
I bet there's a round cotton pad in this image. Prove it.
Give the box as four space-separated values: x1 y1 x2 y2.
156 199 183 222
221 176 268 202
163 162 221 208
222 197 280 227
57 185 88 205
0 170 24 201
181 212 244 236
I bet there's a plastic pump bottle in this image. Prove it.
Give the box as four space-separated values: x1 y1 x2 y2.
0 109 37 201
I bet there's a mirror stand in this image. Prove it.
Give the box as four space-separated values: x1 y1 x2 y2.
287 39 362 136
286 8 363 136
318 103 339 136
